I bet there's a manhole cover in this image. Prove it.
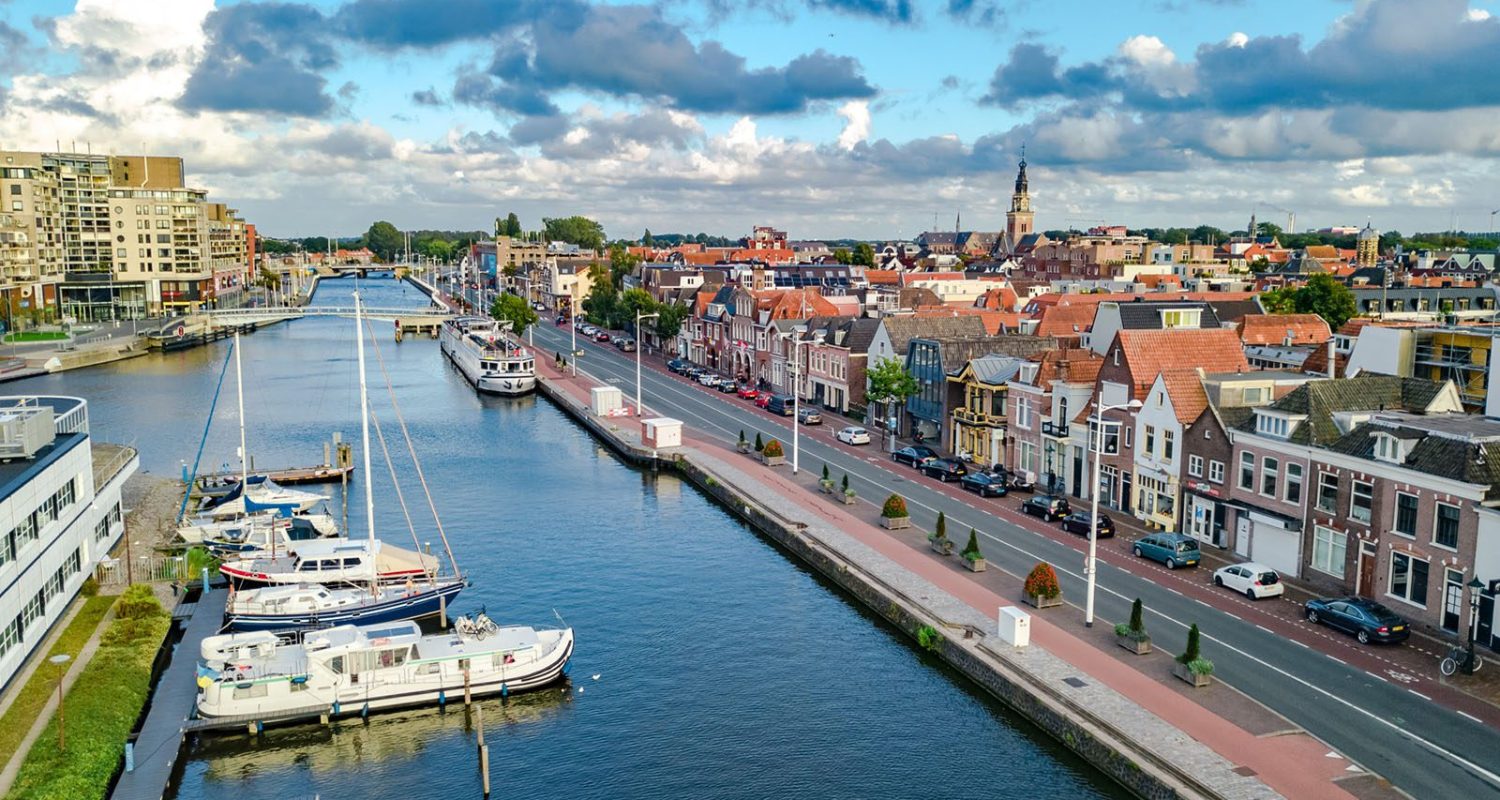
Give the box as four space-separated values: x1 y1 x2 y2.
1232 766 1257 777
1062 677 1087 688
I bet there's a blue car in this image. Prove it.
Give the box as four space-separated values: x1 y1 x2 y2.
1131 533 1200 569
1305 597 1410 645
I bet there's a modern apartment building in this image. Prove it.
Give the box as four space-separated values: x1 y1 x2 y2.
0 396 138 692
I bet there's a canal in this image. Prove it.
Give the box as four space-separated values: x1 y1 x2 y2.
11 278 1126 800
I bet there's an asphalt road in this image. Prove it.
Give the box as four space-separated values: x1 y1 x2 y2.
530 320 1500 800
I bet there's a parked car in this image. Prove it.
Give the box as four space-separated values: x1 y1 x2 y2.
697 372 721 387
918 457 966 481
958 470 1007 497
532 302 546 311
1059 511 1114 538
578 324 596 336
766 394 796 416
1305 597 1410 644
797 407 822 425
1212 562 1284 600
755 393 773 409
718 380 739 394
737 386 759 400
616 338 636 352
594 331 612 342
892 446 938 467
1020 494 1070 521
666 359 688 374
1131 533 1201 570
836 426 871 445
555 314 568 326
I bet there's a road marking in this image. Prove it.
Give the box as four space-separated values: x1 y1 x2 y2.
1255 624 1274 634
1409 689 1432 701
1458 710 1483 724
1367 671 1388 682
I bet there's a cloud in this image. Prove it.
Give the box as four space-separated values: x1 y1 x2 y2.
945 0 1004 27
331 0 585 49
836 100 870 150
808 0 914 24
411 87 444 106
179 2 337 115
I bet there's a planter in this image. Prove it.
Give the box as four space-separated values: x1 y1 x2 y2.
964 555 987 572
1172 661 1212 688
737 442 751 454
841 492 857 505
1116 634 1152 655
881 515 911 530
1022 591 1059 607
928 537 953 555
762 454 785 467
820 480 834 494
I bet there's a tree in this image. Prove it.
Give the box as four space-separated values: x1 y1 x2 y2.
1291 273 1358 330
543 216 606 251
609 243 640 289
256 267 282 292
1259 286 1297 314
654 302 690 342
1190 225 1227 245
491 293 539 334
581 262 618 326
852 242 875 266
420 239 455 262
833 247 852 264
642 229 654 247
362 221 403 262
504 212 522 237
1255 221 1283 240
620 287 656 330
867 357 919 447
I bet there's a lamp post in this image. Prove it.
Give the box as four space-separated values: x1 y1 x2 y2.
49 653 70 751
570 295 579 377
1467 575 1486 674
635 311 659 416
791 330 825 474
1086 399 1141 628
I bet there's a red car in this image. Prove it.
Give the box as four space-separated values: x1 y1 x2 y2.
755 393 773 409
738 386 759 400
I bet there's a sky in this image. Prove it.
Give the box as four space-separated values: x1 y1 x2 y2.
0 0 1497 240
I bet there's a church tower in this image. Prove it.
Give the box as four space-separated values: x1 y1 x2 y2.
1357 221 1379 267
1005 152 1034 241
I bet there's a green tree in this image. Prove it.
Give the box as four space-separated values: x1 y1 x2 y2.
362 221 404 261
867 357 918 445
654 302 690 341
852 242 875 266
420 239 455 262
490 293 539 334
833 247 852 264
582 262 619 326
1291 273 1358 329
642 229 654 247
1190 225 1227 245
504 212 522 237
609 243 640 288
1259 286 1297 314
543 216 606 251
1255 221 1283 240
620 287 656 330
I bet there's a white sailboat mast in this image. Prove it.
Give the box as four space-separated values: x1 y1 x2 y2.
354 293 377 551
234 331 248 486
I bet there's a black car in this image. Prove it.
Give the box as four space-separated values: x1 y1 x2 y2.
717 380 739 394
667 359 688 374
920 458 968 482
1305 597 1411 645
1059 511 1114 538
959 471 1008 497
1020 494 1071 521
892 446 938 467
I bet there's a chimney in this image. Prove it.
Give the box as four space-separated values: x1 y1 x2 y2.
1327 337 1336 379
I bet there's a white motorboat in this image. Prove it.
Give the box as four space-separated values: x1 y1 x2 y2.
178 512 339 551
439 316 536 395
201 475 329 519
224 579 468 631
195 618 574 724
219 538 439 588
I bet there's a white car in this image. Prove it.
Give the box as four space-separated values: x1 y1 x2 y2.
836 426 871 445
697 372 721 387
1212 562 1284 600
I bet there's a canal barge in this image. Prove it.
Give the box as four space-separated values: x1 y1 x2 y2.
439 316 536 395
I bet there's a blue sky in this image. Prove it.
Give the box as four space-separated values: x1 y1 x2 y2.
0 0 1495 240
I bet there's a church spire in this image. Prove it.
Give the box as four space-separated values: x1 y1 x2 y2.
1005 146 1034 241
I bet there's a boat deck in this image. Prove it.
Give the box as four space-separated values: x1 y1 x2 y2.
110 587 229 800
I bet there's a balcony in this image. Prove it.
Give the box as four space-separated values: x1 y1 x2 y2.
953 408 1001 426
1042 420 1070 438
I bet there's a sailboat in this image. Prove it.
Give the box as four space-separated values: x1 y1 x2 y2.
222 292 467 631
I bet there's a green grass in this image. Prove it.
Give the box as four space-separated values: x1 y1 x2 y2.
0 595 114 764
182 546 220 582
7 590 170 800
2 332 68 343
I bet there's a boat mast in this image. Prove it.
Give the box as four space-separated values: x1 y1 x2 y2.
234 330 248 488
354 292 378 595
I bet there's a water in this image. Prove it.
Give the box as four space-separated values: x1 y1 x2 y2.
11 278 1126 800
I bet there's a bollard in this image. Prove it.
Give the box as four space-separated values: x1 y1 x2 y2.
463 667 472 707
202 566 210 592
479 742 491 797
439 594 447 629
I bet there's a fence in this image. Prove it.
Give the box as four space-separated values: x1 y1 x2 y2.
95 554 195 587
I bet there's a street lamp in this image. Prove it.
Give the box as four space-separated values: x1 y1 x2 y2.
1467 575 1486 674
1085 398 1141 628
569 295 580 377
791 329 825 474
49 653 70 750
635 311 659 416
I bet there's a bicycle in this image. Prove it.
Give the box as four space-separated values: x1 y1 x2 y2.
1440 645 1484 677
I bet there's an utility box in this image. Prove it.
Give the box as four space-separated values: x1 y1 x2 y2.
590 386 623 417
997 606 1030 648
642 418 682 449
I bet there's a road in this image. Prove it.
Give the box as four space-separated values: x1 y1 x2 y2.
530 319 1500 800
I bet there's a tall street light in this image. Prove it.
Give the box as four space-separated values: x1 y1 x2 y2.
49 653 71 750
791 329 825 474
569 296 580 377
635 311 659 416
1467 575 1486 674
1086 398 1141 628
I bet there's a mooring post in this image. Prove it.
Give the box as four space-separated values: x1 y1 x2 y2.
463 666 472 707
439 593 448 629
476 703 490 796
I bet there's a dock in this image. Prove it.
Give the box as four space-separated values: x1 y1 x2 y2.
110 587 228 800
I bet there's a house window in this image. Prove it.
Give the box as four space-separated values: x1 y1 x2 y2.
1317 472 1338 512
1015 398 1032 429
1238 451 1255 490
1260 456 1278 497
1388 552 1429 607
1375 435 1404 463
1284 463 1303 504
1433 502 1460 550
1124 426 1133 448
1163 430 1175 460
1243 386 1264 404
1393 492 1418 537
1350 480 1373 524
1187 455 1203 478
1208 460 1224 484
1255 413 1289 438
1144 425 1156 456
1311 526 1346 578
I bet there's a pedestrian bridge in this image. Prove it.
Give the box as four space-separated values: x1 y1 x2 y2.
198 305 454 324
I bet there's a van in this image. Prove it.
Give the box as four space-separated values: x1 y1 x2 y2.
766 394 797 416
1132 533 1201 569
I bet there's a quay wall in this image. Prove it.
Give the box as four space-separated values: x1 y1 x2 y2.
533 372 1265 800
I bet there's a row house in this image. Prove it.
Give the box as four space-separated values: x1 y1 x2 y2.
948 355 1024 469
1085 300 1228 355
1006 348 1103 496
907 334 1062 450
864 316 986 435
793 316 879 415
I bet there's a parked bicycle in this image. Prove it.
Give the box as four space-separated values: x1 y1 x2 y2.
1440 645 1484 677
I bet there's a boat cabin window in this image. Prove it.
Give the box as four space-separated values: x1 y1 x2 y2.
329 656 344 674
341 557 362 568
232 683 269 700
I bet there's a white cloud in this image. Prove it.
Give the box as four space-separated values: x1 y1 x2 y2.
836 100 870 150
1118 35 1175 67
1224 31 1249 48
1468 9 1492 22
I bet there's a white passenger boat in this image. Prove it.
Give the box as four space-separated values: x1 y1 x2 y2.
195 619 574 724
439 316 536 395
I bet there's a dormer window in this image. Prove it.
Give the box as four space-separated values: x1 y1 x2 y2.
1374 433 1406 464
1160 309 1201 328
1255 411 1292 439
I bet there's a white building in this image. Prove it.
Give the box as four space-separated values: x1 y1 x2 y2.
0 396 137 691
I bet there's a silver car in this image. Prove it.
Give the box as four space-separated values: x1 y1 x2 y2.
797 407 822 425
836 426 871 445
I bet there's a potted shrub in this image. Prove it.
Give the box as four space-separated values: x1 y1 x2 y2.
753 432 764 453
761 439 785 466
819 464 834 493
1114 598 1152 655
1172 623 1213 687
737 430 751 454
880 493 911 529
841 474 856 505
961 529 987 572
1022 562 1061 606
927 511 953 555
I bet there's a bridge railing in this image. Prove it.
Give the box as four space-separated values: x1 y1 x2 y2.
200 306 452 320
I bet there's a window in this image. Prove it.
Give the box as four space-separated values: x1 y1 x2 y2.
1393 492 1418 537
1124 426 1133 448
1239 451 1255 490
0 617 20 660
1285 463 1303 504
1261 456 1278 497
1188 454 1203 478
1434 502 1460 550
1243 386 1264 404
1311 526 1346 578
0 530 13 566
1350 480 1373 524
1375 435 1403 463
1015 398 1032 429
1163 430 1174 460
1255 413 1289 438
1144 425 1156 455
1389 552 1429 606
1208 460 1224 484
1317 473 1338 513
21 592 43 631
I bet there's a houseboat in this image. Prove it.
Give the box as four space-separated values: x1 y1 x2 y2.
439 316 536 395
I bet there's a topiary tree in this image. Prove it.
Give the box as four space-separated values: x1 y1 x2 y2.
762 439 784 458
739 429 747 445
1116 598 1148 640
754 432 764 452
1178 623 1202 665
933 511 947 540
881 494 908 518
962 528 982 561
822 464 830 481
1023 561 1059 597
841 474 851 494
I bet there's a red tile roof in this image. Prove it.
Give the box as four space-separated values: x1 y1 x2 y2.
1236 314 1332 346
1115 328 1249 398
1159 369 1210 425
1026 348 1103 391
1032 303 1096 338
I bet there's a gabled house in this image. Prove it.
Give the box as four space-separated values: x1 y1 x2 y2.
1086 300 1227 355
793 316 879 414
948 355 1025 468
1006 348 1103 495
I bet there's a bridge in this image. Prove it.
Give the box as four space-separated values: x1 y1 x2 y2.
198 305 453 324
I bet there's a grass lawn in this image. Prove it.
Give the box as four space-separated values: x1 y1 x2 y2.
1 332 69 343
8 587 170 800
0 594 115 762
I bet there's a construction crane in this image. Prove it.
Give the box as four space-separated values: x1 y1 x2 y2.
1258 203 1296 235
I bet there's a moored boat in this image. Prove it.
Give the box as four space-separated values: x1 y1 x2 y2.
223 579 468 631
218 538 438 588
184 513 339 554
200 475 329 518
439 316 536 395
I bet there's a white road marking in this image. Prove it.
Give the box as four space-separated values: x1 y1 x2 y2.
1409 689 1432 701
